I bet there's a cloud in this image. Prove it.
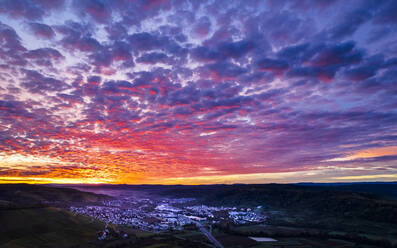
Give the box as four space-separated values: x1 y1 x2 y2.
372 0 397 24
192 16 211 38
0 0 396 183
328 9 372 40
136 52 169 64
28 22 55 39
256 58 289 74
21 69 70 93
204 62 247 80
0 0 64 20
0 0 44 20
72 0 111 23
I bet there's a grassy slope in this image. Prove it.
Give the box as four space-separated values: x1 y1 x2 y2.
0 207 104 248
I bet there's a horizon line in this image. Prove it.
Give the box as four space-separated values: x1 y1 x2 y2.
1 181 396 186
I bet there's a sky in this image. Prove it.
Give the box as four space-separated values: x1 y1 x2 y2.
0 0 396 184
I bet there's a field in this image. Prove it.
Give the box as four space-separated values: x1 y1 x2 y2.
209 220 397 248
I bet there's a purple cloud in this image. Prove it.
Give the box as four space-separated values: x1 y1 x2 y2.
28 22 55 39
0 0 396 183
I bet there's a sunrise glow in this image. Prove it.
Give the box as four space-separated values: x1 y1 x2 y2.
0 0 396 184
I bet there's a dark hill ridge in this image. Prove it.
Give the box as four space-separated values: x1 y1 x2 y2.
0 184 112 208
296 182 397 199
54 181 397 199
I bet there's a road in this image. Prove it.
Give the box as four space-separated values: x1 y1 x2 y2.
193 221 224 248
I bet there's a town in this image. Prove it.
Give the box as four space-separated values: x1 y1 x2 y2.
70 196 267 232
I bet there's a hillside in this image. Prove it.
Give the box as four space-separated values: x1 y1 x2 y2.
297 182 397 199
0 207 104 248
0 184 112 208
0 184 113 247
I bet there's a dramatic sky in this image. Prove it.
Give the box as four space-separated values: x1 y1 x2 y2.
0 0 396 184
